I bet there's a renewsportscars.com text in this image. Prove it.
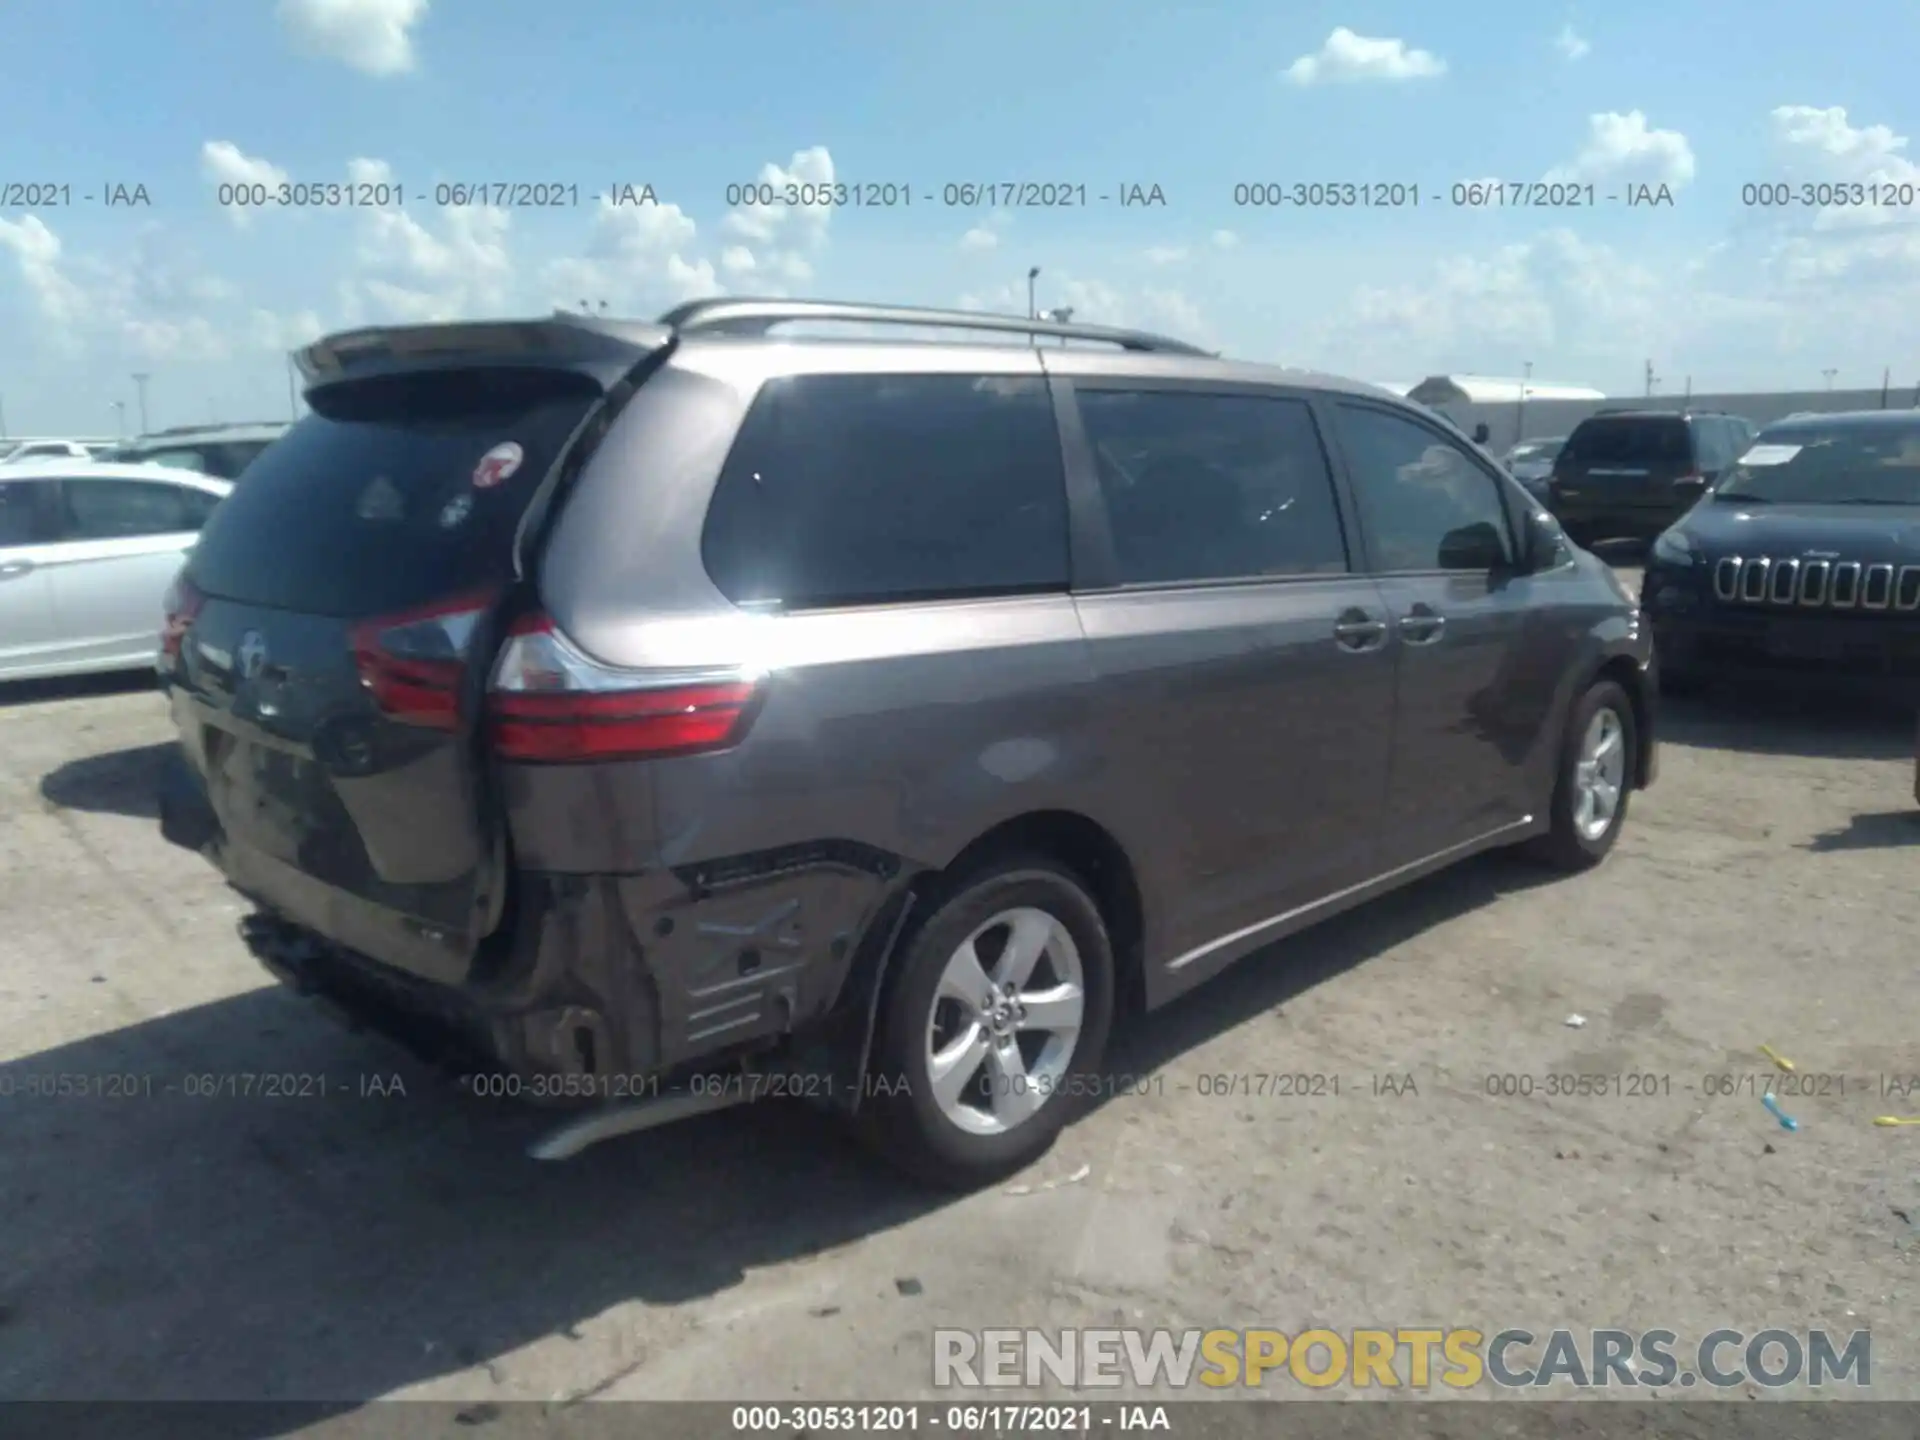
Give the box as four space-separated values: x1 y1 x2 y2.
932 1327 1872 1390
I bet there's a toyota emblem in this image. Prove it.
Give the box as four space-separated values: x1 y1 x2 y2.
237 630 268 680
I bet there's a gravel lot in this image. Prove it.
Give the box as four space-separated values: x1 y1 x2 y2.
3 560 1918 1416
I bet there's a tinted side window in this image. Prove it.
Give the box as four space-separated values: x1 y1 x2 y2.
62 479 196 539
0 480 51 544
176 486 222 529
1075 389 1348 584
702 373 1069 608
1335 405 1516 572
1691 419 1729 470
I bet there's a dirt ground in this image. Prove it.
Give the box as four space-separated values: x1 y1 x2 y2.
3 561 1917 1419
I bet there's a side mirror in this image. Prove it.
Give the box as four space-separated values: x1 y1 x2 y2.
1438 520 1508 572
1519 510 1567 571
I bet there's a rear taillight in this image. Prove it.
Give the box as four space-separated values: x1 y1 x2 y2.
159 574 205 661
487 613 759 763
349 591 495 730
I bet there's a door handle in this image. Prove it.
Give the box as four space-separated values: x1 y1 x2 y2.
1332 612 1388 651
1398 606 1446 644
0 559 34 581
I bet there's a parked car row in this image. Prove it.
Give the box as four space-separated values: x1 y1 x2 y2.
0 423 289 680
150 299 1657 1188
0 460 235 680
1 438 117 464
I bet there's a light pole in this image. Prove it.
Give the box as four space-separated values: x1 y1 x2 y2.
1515 360 1532 445
1822 368 1838 391
111 401 126 438
1027 267 1040 320
131 372 151 434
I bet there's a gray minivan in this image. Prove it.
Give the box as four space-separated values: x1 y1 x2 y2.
156 300 1657 1188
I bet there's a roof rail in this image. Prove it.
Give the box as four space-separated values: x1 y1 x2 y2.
656 297 1213 356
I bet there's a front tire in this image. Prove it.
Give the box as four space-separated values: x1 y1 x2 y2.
857 858 1116 1190
1525 678 1638 871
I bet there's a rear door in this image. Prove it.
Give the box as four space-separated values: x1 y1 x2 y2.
44 476 218 666
170 365 616 985
1062 381 1395 975
1554 416 1694 533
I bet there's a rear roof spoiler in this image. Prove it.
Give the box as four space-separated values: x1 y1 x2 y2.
294 313 675 391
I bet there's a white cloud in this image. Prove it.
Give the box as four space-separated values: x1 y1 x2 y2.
278 0 427 77
1554 24 1590 60
250 308 326 353
344 180 514 322
201 142 291 227
959 226 999 251
1546 111 1696 189
1212 229 1241 250
1143 245 1189 265
958 273 1211 347
1770 105 1920 231
1284 28 1445 85
718 146 836 295
1761 106 1920 287
0 218 234 361
538 194 715 312
720 245 757 276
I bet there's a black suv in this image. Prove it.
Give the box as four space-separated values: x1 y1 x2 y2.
1547 411 1755 545
156 299 1658 1187
1641 409 1920 698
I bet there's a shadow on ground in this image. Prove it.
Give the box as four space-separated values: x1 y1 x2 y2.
1802 809 1920 853
38 741 176 820
1659 691 1915 762
0 670 155 710
0 845 1555 1423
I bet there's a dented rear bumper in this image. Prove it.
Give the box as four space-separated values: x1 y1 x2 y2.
233 849 906 1098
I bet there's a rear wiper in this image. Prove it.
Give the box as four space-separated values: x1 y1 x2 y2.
1711 491 1771 503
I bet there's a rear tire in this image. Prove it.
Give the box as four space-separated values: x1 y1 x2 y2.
855 858 1115 1191
1524 678 1637 872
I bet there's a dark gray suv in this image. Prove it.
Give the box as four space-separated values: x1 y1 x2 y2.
156 300 1657 1188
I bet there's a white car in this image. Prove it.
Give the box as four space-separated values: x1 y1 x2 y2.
0 460 233 681
1 439 104 465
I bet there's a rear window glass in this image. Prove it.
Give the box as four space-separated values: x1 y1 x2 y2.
701 373 1070 609
1563 417 1691 465
188 369 597 618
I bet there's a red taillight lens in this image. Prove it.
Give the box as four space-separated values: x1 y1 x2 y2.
159 575 206 660
487 613 759 762
349 591 494 730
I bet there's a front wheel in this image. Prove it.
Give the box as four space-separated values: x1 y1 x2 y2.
856 859 1115 1190
1524 678 1638 871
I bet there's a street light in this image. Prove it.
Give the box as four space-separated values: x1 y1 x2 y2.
1027 267 1040 320
131 372 151 434
1515 360 1533 445
1822 368 1838 391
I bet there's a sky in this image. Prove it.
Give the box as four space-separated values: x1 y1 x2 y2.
2 0 1918 435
